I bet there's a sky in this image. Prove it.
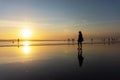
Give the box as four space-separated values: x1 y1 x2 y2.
0 0 120 40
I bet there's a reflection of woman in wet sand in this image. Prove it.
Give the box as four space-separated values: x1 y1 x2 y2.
78 49 84 67
78 31 83 49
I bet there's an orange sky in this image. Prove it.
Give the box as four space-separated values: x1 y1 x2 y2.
0 0 120 40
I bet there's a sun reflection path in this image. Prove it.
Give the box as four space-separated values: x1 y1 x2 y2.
23 46 30 54
23 41 31 54
23 41 30 46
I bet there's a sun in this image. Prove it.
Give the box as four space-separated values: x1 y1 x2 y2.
21 29 32 38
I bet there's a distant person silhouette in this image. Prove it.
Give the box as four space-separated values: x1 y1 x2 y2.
91 38 93 44
78 31 83 49
18 38 20 48
18 38 19 42
78 48 84 67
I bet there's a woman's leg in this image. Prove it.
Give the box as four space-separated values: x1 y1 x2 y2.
80 42 82 49
78 41 80 48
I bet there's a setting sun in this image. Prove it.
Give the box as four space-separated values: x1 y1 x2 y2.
21 29 32 38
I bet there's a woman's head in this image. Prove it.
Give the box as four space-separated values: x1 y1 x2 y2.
79 31 82 34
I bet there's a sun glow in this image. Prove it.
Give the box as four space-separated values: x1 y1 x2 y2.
23 41 31 54
23 46 30 54
21 29 32 38
23 41 30 46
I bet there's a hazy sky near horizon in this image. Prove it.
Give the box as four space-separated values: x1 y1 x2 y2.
0 0 120 39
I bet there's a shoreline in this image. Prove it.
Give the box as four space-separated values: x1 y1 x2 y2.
0 42 120 47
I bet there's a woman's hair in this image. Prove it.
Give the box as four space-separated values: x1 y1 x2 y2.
79 31 82 34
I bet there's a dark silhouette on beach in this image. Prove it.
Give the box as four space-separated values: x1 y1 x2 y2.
18 38 20 48
91 38 93 44
78 48 84 67
78 31 83 49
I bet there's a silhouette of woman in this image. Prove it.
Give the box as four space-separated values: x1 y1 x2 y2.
78 31 83 49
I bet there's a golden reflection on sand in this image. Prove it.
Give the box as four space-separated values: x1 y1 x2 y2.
23 41 31 54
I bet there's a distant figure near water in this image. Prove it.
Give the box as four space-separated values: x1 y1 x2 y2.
18 38 19 42
18 38 20 48
78 31 83 49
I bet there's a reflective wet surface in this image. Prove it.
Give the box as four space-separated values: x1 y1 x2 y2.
0 42 120 80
